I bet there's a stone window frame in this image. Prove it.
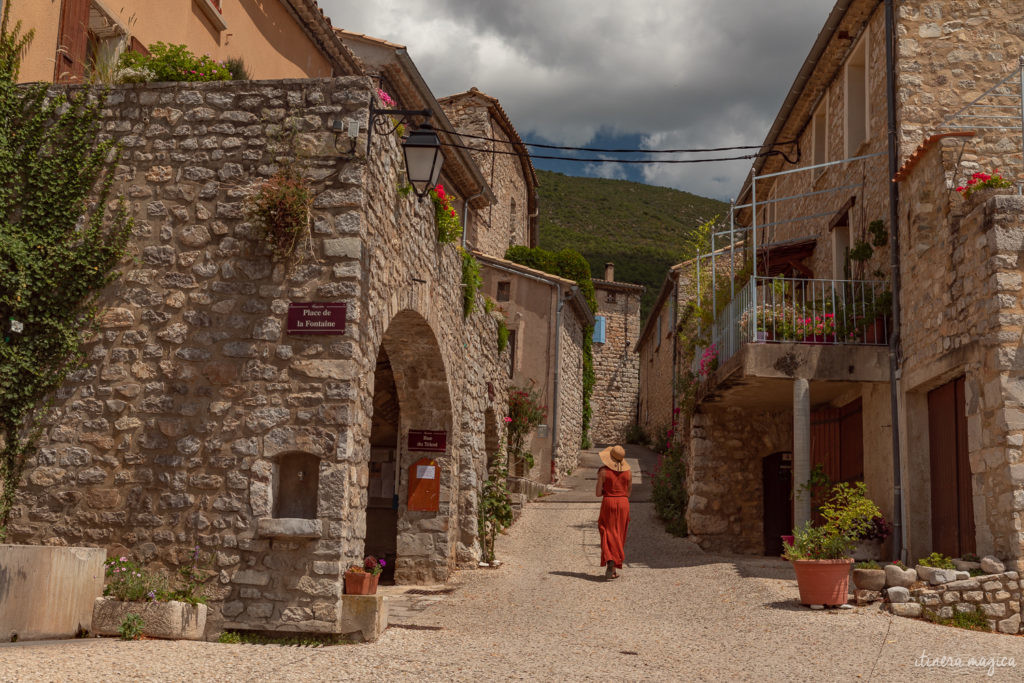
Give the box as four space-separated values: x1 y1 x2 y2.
606 290 617 304
812 100 828 169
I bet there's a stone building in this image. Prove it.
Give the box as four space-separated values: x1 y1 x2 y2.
11 0 354 84
590 263 643 446
648 0 1024 582
474 253 592 483
7 64 517 636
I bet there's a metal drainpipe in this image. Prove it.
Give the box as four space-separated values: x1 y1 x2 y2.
884 0 906 564
551 284 564 481
461 191 485 250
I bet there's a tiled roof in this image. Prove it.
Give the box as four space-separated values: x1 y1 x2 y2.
892 132 976 183
284 0 361 75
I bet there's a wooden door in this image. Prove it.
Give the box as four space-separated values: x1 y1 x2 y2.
55 0 91 83
762 451 793 555
810 399 864 519
928 377 976 556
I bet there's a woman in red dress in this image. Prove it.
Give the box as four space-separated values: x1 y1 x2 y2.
596 444 631 580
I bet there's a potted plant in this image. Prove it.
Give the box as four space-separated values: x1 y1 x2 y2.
344 555 386 595
956 169 1014 211
783 482 883 606
783 522 856 606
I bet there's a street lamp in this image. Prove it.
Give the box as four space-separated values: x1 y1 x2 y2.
402 123 444 198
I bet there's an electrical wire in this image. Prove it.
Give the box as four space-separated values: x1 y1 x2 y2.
449 128 799 155
438 139 792 164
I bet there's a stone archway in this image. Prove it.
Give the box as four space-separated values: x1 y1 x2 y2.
369 309 455 584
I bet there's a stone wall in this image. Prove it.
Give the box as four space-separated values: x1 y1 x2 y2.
8 77 509 635
590 283 642 445
637 277 677 441
687 405 793 554
890 571 1023 635
898 141 1024 567
439 92 531 257
554 304 585 481
896 0 1024 186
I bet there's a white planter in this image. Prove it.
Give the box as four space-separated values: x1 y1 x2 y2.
92 597 207 640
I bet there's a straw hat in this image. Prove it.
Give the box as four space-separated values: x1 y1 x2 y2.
599 445 630 472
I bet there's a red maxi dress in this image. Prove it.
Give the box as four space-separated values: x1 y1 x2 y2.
598 467 631 568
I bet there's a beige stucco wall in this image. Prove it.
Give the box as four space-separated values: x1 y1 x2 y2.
479 264 557 481
12 0 334 83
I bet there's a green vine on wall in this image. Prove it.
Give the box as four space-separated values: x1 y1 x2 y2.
460 248 482 317
0 3 133 538
505 246 598 449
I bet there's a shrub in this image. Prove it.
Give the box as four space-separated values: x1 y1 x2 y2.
497 317 510 353
820 482 881 542
624 422 648 445
853 560 881 570
917 552 955 569
506 385 546 472
118 613 144 641
478 463 514 563
652 442 687 537
431 184 462 243
224 57 250 80
103 557 162 603
922 607 990 632
117 43 231 83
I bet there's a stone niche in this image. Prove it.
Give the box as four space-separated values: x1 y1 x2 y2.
255 451 324 540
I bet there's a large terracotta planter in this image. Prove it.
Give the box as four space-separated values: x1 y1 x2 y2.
791 558 853 606
344 571 379 595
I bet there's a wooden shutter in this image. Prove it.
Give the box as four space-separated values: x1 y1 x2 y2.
129 37 150 56
55 0 91 83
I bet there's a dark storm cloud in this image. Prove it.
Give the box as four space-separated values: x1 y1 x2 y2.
320 0 835 198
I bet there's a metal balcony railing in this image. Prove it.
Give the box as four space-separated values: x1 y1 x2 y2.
693 276 890 374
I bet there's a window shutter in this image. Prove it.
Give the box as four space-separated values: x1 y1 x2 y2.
593 316 606 344
55 0 91 83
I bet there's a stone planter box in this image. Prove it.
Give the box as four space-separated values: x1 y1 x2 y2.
0 545 105 641
92 597 207 640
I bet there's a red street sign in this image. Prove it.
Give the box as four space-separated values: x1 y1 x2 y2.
408 430 447 452
286 302 346 335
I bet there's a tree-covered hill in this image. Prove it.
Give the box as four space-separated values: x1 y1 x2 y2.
535 169 729 319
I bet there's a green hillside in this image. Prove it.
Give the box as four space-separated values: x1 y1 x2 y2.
535 170 728 319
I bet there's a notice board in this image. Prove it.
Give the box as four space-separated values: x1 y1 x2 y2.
407 457 440 512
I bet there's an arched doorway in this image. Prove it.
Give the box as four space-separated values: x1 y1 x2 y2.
367 310 455 584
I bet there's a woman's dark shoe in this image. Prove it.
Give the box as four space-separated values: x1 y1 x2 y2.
605 561 615 580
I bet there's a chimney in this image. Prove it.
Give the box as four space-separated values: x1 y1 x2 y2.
604 262 614 282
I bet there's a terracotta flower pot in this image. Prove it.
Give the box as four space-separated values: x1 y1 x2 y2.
791 558 853 606
344 571 379 595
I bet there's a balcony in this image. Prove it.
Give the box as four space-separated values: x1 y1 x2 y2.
694 276 891 406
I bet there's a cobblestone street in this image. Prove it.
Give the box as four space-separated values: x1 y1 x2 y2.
3 445 1024 681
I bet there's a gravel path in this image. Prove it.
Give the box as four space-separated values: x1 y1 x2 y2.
3 444 1023 681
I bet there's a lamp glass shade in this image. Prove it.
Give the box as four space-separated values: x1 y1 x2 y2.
402 124 444 197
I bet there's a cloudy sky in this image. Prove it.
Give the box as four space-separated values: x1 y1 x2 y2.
319 0 835 200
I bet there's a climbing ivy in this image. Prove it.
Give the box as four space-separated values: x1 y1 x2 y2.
460 248 482 317
505 246 597 449
0 3 132 538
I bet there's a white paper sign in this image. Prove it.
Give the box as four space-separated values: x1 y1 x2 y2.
416 465 436 480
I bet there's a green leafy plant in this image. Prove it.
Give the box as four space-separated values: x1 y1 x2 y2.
460 248 482 317
853 560 881 570
891 560 907 570
497 317 510 353
625 422 648 445
506 385 546 473
820 482 882 541
116 42 231 83
868 219 888 247
797 464 833 514
782 521 855 560
652 439 687 537
164 545 208 605
918 552 955 569
848 239 873 263
478 462 514 563
0 5 133 538
246 167 312 260
431 184 462 243
961 552 980 563
504 245 597 448
968 568 987 577
104 556 163 602
483 297 497 315
922 607 990 632
224 57 250 81
218 630 350 646
118 613 144 641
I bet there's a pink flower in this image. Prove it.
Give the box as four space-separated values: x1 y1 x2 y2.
503 416 512 423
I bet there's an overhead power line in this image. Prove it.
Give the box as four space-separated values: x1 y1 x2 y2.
439 139 797 165
449 129 798 155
